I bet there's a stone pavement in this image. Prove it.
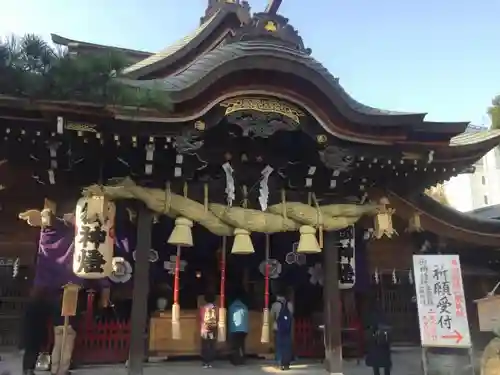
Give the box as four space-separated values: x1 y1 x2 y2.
0 348 424 375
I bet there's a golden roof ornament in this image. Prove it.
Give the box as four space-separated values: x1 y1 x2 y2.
264 21 277 32
373 197 397 239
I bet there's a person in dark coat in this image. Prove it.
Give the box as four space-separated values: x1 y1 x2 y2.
19 288 51 375
365 309 392 375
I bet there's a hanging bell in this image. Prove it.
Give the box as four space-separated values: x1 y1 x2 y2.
406 212 423 233
374 198 397 239
231 228 254 254
296 225 321 253
168 217 194 247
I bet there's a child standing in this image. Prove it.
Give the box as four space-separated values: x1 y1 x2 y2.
200 294 218 368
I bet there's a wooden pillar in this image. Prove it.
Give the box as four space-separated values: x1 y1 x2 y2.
128 205 152 375
323 231 343 375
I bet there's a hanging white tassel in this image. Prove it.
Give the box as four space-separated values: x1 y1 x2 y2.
222 162 235 207
374 268 380 284
392 269 398 284
258 165 274 211
12 258 19 278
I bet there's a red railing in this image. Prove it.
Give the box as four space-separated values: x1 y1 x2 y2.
294 318 364 359
44 317 362 364
294 318 324 357
42 291 362 365
74 318 131 364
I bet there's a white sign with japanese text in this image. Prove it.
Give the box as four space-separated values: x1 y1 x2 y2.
413 254 471 348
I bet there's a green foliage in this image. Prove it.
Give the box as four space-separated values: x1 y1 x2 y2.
488 95 500 130
0 34 171 111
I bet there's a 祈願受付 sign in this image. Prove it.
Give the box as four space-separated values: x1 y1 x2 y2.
412 254 471 348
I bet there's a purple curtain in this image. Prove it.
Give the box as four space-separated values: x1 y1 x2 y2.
34 217 114 291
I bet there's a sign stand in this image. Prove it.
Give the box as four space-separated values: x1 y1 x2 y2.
56 283 80 375
421 347 428 375
413 255 474 375
468 347 476 375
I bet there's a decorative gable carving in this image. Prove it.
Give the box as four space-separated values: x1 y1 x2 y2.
229 12 312 55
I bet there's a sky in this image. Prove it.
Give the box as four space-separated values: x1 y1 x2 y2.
1 0 499 126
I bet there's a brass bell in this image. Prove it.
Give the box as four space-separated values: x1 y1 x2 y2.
296 225 321 253
231 228 254 254
407 212 423 233
168 217 194 247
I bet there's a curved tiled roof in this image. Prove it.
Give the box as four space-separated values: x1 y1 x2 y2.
51 5 471 137
122 10 223 77
51 34 151 60
119 40 461 130
122 3 249 79
390 190 500 246
450 129 500 146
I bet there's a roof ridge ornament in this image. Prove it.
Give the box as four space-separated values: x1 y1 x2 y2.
200 0 251 25
264 0 282 14
228 1 312 55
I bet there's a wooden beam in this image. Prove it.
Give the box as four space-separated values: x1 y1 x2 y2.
323 231 343 375
127 204 152 375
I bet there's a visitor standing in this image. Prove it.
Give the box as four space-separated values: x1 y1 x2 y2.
200 293 218 368
19 287 50 375
228 292 249 365
271 292 294 371
365 316 392 375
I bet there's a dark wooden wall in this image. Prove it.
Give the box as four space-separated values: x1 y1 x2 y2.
0 165 42 347
0 165 46 266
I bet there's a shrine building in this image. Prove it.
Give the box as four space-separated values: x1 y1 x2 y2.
1 1 500 374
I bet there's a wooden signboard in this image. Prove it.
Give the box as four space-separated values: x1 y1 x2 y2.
413 254 471 348
61 283 80 317
474 295 500 332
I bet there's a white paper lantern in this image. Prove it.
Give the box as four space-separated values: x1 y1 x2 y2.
73 196 115 279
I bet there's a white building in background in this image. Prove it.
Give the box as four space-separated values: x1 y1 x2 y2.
444 125 500 212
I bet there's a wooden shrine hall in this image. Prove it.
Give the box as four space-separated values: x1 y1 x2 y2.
2 1 500 375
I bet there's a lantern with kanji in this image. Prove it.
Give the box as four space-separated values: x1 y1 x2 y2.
73 196 116 279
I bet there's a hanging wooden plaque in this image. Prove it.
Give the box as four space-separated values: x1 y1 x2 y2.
61 283 80 317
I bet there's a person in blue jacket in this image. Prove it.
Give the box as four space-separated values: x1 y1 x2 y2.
228 290 249 366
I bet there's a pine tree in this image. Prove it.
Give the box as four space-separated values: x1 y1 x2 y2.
0 34 171 111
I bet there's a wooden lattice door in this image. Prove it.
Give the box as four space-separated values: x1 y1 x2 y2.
373 275 420 344
0 265 31 348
